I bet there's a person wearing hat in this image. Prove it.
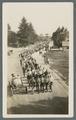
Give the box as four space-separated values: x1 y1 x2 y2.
31 77 35 93
27 70 32 88
45 75 50 91
49 75 53 92
11 73 17 89
41 75 44 92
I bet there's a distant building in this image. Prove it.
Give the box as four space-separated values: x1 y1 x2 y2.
62 41 69 49
48 31 69 50
61 30 69 49
48 40 54 50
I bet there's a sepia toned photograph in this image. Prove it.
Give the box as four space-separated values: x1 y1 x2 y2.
3 2 73 118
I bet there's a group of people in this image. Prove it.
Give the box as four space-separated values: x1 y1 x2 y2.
18 53 53 93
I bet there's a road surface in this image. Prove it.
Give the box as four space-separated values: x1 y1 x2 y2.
7 48 68 114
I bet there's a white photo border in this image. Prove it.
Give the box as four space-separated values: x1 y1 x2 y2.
2 2 74 118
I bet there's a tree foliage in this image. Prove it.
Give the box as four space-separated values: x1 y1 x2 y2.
8 18 69 48
17 17 38 46
8 17 39 47
8 24 18 47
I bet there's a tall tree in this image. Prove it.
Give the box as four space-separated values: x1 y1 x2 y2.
17 17 38 46
27 23 37 44
17 17 29 46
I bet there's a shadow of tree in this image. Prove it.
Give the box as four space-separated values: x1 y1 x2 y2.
7 96 68 114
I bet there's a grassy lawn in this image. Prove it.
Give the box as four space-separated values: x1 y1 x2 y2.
45 50 69 84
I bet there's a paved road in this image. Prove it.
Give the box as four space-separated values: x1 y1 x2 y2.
7 49 68 114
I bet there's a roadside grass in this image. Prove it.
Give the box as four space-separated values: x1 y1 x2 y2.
45 50 69 84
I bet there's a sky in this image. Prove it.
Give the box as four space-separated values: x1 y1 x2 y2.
3 3 73 35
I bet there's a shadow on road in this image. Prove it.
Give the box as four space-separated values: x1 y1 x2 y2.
7 96 68 114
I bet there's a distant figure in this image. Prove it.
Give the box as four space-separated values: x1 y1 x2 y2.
21 57 26 76
41 76 44 92
19 53 24 66
11 73 17 88
27 70 32 88
35 80 39 93
45 76 49 91
20 57 22 66
49 81 53 92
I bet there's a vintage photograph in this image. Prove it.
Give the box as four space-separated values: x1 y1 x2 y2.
3 2 73 118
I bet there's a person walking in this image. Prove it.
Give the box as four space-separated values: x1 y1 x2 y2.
41 76 44 92
21 57 26 76
49 81 53 92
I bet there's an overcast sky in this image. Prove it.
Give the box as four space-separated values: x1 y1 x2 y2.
3 3 73 35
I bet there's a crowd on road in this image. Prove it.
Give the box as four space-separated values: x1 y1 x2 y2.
19 52 53 93
8 47 53 95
